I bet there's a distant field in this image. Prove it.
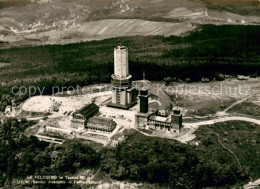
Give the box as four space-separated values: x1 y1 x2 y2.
1 0 260 47
3 19 195 46
204 0 260 16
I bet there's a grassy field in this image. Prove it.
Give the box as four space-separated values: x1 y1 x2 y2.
165 78 260 118
227 102 260 119
193 121 260 180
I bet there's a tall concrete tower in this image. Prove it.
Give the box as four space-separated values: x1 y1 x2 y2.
108 46 136 109
114 46 129 78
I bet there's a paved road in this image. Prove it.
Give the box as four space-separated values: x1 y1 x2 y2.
184 116 260 128
244 178 260 189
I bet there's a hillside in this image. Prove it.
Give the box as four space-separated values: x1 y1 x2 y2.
1 0 260 46
203 0 260 16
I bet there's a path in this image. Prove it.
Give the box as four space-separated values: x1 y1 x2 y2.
145 27 163 36
223 96 250 112
186 95 252 119
195 0 225 21
183 116 260 128
244 178 260 189
207 128 243 170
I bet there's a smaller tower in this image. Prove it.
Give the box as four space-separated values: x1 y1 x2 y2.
135 88 150 129
171 109 183 131
138 88 149 114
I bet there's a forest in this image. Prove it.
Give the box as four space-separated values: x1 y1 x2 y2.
100 130 248 188
0 118 100 187
0 119 252 188
0 25 259 111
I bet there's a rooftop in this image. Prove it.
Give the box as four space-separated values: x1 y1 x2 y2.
149 115 170 123
173 109 181 115
149 87 171 110
88 117 116 126
115 46 127 50
74 103 99 116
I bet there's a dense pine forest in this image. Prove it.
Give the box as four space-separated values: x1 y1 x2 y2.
0 24 260 110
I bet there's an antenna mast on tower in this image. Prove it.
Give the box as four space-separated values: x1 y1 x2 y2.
176 92 179 110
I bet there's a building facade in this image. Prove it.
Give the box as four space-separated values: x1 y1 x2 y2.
135 87 183 133
71 103 99 129
86 117 117 133
148 110 183 133
136 110 183 134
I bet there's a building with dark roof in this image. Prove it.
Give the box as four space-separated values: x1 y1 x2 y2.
135 83 183 133
136 109 183 134
148 110 183 133
71 103 99 129
86 117 117 133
